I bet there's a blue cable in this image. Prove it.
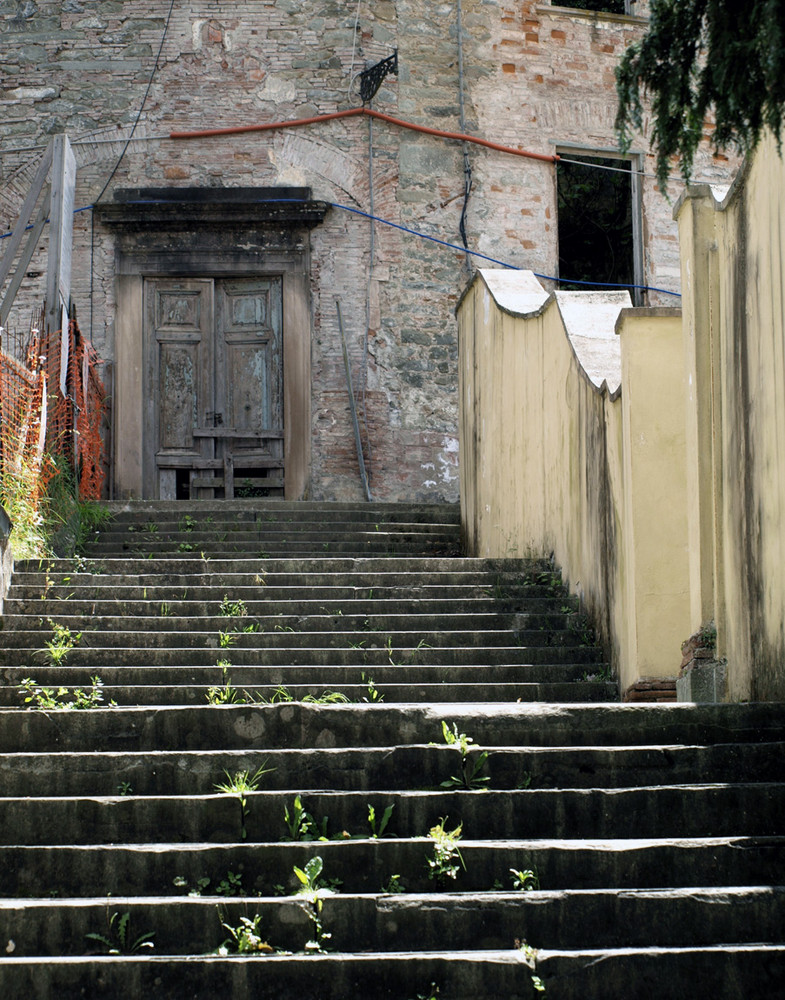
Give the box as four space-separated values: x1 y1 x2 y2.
0 198 682 298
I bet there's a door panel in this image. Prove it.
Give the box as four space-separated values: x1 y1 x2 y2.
143 276 283 499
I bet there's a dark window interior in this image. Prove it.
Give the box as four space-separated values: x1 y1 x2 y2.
551 0 629 14
557 154 635 294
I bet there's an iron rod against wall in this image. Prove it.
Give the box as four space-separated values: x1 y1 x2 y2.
335 299 372 501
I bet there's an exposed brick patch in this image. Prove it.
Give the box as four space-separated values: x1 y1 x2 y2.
623 679 678 703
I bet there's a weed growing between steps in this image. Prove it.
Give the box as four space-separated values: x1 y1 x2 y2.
214 763 274 840
437 721 490 789
85 911 154 955
19 675 111 710
426 818 465 885
37 619 81 665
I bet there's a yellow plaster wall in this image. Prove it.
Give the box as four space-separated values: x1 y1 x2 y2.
676 131 785 701
458 271 689 692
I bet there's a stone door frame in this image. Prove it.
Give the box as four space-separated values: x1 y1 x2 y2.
98 188 330 501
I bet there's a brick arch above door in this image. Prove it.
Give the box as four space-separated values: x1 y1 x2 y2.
97 188 330 501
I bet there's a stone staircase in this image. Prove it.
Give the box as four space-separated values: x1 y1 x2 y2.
0 500 783 998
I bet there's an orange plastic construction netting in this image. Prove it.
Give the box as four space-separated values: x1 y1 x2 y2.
0 313 107 504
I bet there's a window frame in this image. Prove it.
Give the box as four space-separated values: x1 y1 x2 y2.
554 144 645 305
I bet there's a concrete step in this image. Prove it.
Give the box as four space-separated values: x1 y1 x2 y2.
0 680 616 707
2 784 781 845
2 743 781 796
2 886 782 957
0 644 606 667
1 945 783 1000
2 500 781 994
1 702 781 753
5 739 781 794
5 837 784 897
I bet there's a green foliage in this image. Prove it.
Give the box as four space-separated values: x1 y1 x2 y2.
383 873 406 894
426 817 465 884
439 721 490 789
510 867 540 891
616 0 785 190
220 595 248 618
206 661 245 704
173 874 211 896
85 911 154 954
216 870 244 896
38 619 81 665
20 675 107 711
214 763 274 840
283 794 329 841
361 672 384 702
368 802 395 839
292 857 334 952
219 913 275 954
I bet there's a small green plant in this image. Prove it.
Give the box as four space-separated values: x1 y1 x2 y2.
216 870 244 896
214 763 274 840
426 817 465 885
412 984 440 1000
20 675 107 711
220 596 248 618
293 857 334 953
142 521 159 533
361 672 384 702
382 874 405 894
516 939 546 993
206 661 245 705
581 664 613 683
218 913 274 954
117 781 133 796
439 721 490 790
302 690 350 705
510 867 540 891
283 795 329 841
159 601 171 617
173 875 211 897
85 911 154 954
38 619 82 666
259 685 294 704
218 630 237 648
179 514 196 533
178 541 195 552
368 802 395 839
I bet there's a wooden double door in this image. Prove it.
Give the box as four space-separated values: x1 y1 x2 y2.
143 276 283 499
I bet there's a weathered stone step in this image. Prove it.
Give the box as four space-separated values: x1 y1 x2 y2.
93 523 459 542
1 703 780 753
0 680 614 707
0 661 601 688
3 600 576 622
85 534 458 561
1 743 779 797
0 646 604 670
101 499 461 520
533 944 785 1000
1 611 554 633
0 626 596 653
2 886 781 957
0 949 537 1000
2 943 784 1000
3 784 782 845
5 837 783 898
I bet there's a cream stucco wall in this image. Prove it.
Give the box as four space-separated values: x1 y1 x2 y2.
676 131 785 702
458 269 690 693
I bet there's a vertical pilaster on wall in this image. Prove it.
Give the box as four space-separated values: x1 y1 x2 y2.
676 191 719 638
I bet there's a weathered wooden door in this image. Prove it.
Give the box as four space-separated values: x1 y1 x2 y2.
143 276 283 499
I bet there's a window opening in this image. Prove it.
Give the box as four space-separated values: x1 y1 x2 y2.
550 1 635 15
556 152 642 303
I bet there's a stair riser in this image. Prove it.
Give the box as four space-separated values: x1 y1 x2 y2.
5 839 783 897
1 703 781 753
2 889 782 956
3 786 782 845
1 743 780 796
